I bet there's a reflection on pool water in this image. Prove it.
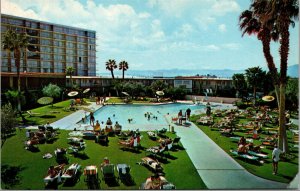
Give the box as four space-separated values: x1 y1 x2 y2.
82 103 205 129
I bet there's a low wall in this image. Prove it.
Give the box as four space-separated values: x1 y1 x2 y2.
186 95 240 104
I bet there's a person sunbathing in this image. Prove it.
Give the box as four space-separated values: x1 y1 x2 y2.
158 138 172 145
144 174 167 189
101 157 110 167
47 166 58 178
237 144 248 154
119 136 134 147
238 136 246 146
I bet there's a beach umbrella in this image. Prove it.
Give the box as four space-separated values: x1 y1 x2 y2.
156 91 164 96
83 88 90 94
262 95 275 102
37 97 53 105
122 92 130 96
68 91 79 97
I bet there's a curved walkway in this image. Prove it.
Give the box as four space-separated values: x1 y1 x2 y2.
164 115 289 189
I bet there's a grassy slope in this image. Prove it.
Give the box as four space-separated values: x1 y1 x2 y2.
19 100 90 125
190 114 298 183
1 130 206 190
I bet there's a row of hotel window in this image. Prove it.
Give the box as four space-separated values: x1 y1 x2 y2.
37 39 96 50
1 62 96 74
2 17 96 38
1 25 96 44
1 66 95 76
2 53 96 62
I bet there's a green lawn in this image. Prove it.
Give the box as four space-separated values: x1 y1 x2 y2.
19 100 90 125
190 113 298 183
1 130 206 190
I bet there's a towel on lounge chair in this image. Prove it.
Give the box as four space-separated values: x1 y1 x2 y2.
247 151 268 159
230 150 259 161
141 157 163 172
61 163 81 179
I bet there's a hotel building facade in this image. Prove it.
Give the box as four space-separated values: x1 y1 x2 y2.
1 14 233 98
1 14 96 89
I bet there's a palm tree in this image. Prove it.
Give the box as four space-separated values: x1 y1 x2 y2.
251 0 298 153
239 9 280 107
245 67 265 105
66 66 75 88
2 29 29 112
232 73 247 98
105 59 117 79
119 61 129 80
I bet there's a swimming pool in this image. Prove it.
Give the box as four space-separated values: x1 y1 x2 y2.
82 103 205 130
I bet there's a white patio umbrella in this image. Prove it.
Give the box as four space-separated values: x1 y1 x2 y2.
262 95 275 102
156 91 164 96
68 91 79 97
83 88 90 94
122 92 130 96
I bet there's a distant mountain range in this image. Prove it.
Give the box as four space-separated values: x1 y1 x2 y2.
98 64 298 78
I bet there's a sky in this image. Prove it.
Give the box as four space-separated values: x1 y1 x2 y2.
1 0 299 75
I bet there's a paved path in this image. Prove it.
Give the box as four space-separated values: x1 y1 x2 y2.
50 102 103 130
164 115 289 189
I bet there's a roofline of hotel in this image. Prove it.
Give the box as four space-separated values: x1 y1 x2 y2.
67 76 232 80
1 14 96 33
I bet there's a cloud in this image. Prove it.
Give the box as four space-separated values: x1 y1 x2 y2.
222 43 241 50
1 0 46 20
205 44 220 51
212 0 240 15
218 24 227 32
174 23 194 38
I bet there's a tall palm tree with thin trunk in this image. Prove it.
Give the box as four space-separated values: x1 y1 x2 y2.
2 29 28 112
239 9 280 107
106 59 117 79
251 0 298 153
66 66 75 89
119 61 129 80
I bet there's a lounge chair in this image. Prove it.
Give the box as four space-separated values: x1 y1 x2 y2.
146 146 166 159
27 110 40 117
44 164 65 186
117 164 133 185
84 165 99 189
172 137 181 148
230 150 259 162
55 148 68 164
141 157 163 173
61 163 81 182
230 136 253 143
119 137 140 151
247 151 268 159
67 137 84 144
96 134 108 145
101 164 116 182
147 131 157 140
38 125 46 131
68 142 86 154
140 175 175 190
24 137 39 150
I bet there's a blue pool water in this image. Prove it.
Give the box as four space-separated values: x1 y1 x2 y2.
83 103 205 128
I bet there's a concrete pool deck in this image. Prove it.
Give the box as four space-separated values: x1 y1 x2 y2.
25 100 296 189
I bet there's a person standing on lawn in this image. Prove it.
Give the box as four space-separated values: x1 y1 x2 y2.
272 145 283 175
